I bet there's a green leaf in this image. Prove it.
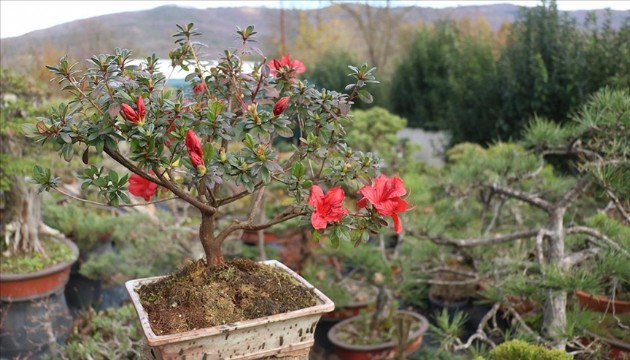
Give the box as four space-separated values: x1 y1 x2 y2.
312 230 322 243
357 90 373 104
329 230 340 249
59 132 72 144
243 133 255 149
291 162 305 178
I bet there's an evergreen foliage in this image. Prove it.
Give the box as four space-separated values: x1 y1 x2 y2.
390 1 630 146
489 340 572 360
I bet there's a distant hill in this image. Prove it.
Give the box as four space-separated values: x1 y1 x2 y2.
1 3 627 74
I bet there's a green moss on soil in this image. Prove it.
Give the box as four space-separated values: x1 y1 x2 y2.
137 258 318 335
0 237 75 273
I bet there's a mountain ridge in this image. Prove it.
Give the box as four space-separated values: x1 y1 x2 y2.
1 4 627 74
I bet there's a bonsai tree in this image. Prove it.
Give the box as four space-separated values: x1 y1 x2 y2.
29 24 409 272
412 88 629 352
1 68 74 272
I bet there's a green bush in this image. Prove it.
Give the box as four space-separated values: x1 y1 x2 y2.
59 304 143 359
489 340 572 360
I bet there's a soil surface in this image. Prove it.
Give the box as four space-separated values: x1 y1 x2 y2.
137 258 318 335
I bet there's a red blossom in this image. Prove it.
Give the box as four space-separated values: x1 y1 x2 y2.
273 96 290 116
185 129 206 174
193 83 205 94
357 175 409 233
128 172 158 201
308 185 348 230
269 55 306 77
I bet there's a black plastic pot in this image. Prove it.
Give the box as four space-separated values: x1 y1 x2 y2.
0 291 73 359
65 269 102 313
314 318 339 354
428 293 471 321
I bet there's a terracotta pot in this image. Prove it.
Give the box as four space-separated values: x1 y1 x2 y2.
0 237 79 301
583 331 630 360
322 281 378 321
327 310 429 360
575 290 630 313
0 237 78 359
126 260 334 360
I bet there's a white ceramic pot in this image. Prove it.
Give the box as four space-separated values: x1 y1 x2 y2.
126 260 334 360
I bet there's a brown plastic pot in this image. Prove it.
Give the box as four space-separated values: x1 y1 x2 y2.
0 237 79 301
126 260 334 360
327 310 429 360
575 290 630 313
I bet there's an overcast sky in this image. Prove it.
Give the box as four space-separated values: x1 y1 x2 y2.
1 1 629 39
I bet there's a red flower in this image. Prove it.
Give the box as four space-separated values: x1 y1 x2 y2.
357 175 408 233
273 96 290 116
269 55 306 77
193 83 205 95
185 129 206 175
308 185 348 230
128 172 158 201
120 96 145 124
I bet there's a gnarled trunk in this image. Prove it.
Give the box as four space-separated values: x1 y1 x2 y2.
1 132 45 257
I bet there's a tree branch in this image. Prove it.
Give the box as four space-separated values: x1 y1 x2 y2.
418 229 539 247
217 181 264 206
487 183 553 212
566 226 630 257
562 248 600 268
214 207 306 245
557 177 590 209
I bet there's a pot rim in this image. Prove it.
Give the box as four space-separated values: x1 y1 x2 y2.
327 310 429 351
575 290 630 307
125 259 335 347
0 237 79 281
585 330 630 350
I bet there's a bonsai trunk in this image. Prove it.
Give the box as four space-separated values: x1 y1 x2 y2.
543 208 567 350
1 133 45 256
199 212 224 268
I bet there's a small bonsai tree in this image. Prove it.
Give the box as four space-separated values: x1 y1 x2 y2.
30 24 409 272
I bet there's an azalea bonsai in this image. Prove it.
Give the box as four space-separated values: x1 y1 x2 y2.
30 24 409 276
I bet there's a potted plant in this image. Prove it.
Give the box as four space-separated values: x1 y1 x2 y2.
0 70 79 358
31 24 411 358
574 250 630 314
327 290 429 360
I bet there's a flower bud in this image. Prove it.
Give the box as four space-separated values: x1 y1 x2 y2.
121 103 139 123
185 129 205 170
136 96 145 120
273 96 290 116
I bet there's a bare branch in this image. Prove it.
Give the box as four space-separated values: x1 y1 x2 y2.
487 183 553 212
418 229 539 247
52 186 179 208
557 177 590 209
562 248 600 268
452 302 501 351
567 226 630 257
217 182 264 206
604 189 630 224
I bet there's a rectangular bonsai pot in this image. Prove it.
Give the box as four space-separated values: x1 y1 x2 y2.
125 260 335 360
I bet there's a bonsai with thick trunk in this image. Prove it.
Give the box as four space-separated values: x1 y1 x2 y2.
413 88 630 351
